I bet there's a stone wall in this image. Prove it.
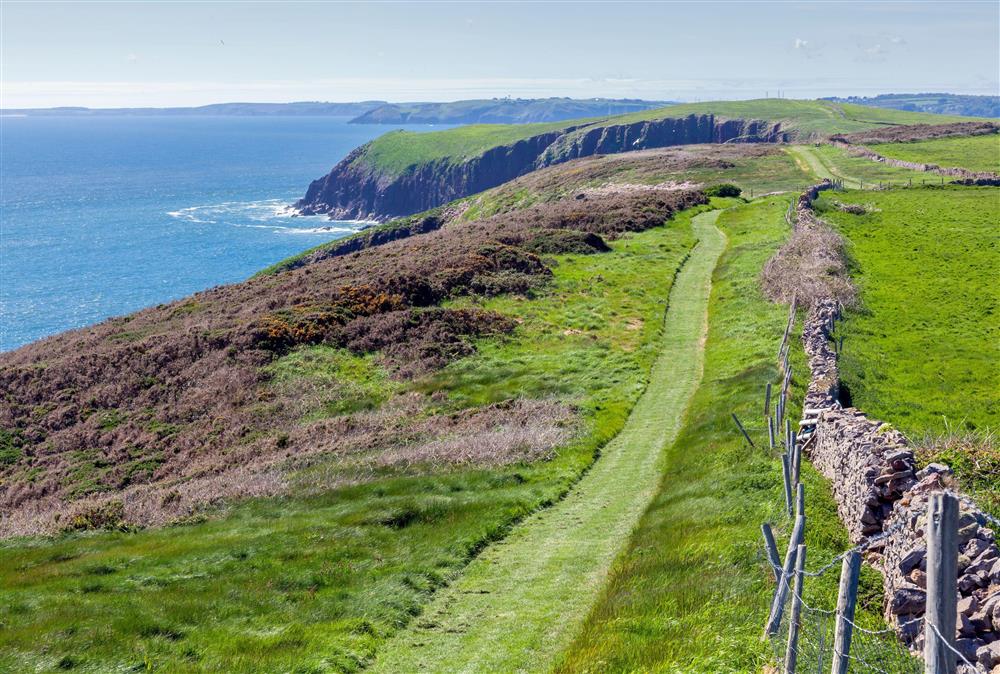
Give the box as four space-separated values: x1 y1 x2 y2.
829 139 1000 183
791 188 1000 672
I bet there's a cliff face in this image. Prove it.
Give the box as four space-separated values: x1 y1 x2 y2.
296 115 787 221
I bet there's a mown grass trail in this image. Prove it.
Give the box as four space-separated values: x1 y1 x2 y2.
368 211 728 673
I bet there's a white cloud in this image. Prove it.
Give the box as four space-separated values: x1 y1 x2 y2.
794 38 809 49
127 53 139 63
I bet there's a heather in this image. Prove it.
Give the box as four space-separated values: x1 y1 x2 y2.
0 191 706 672
0 187 704 537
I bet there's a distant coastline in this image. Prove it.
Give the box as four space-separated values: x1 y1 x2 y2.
1 97 674 125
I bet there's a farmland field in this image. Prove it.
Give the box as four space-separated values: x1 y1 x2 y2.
868 134 1000 174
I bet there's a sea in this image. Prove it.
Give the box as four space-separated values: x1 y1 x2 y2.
0 116 453 351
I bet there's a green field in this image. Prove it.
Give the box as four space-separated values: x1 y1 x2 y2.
554 197 909 672
0 202 715 673
787 144 929 186
868 134 1000 173
358 120 585 175
818 186 1000 510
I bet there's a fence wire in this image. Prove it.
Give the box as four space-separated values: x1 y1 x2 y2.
766 553 925 674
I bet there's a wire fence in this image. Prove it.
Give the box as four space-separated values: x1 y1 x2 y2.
765 550 924 674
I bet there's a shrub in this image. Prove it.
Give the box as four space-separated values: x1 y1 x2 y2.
704 183 742 198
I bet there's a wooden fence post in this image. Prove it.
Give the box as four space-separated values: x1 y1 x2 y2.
764 382 772 417
831 550 861 674
925 492 959 674
791 431 800 484
732 413 755 448
795 482 804 519
768 416 776 452
766 514 805 635
781 454 793 517
784 543 807 674
762 523 781 581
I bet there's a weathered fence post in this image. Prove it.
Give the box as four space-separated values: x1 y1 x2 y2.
831 550 861 674
781 454 793 517
925 492 959 674
768 416 776 452
791 431 800 484
764 382 772 417
732 413 755 448
795 482 804 519
784 543 807 674
762 523 781 581
766 514 805 635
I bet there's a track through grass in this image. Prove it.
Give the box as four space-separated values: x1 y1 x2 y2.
368 211 728 673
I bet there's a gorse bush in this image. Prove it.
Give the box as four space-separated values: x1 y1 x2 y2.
704 183 742 198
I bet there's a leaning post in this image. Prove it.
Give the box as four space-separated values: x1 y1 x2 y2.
766 514 805 635
831 550 862 674
925 492 959 674
761 523 782 581
784 543 807 674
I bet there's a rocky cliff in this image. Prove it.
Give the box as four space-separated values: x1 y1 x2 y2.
295 114 787 221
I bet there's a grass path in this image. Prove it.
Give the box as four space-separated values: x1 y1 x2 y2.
785 144 850 183
368 211 728 673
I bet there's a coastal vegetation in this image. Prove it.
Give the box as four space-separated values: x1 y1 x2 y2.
1 101 997 673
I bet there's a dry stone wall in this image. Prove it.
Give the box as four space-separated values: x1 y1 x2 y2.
791 188 1000 672
829 139 1000 184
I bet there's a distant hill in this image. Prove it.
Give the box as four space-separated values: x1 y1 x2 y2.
348 98 675 125
822 94 999 118
1 98 672 121
0 102 388 117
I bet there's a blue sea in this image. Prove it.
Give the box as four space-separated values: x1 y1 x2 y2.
0 116 452 351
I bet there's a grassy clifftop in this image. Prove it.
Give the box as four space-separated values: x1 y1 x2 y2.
350 99 973 176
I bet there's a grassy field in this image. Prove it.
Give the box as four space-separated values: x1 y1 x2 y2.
0 203 712 672
787 144 929 186
359 120 584 175
553 197 906 673
370 209 727 672
817 186 999 510
352 99 972 176
868 134 1000 173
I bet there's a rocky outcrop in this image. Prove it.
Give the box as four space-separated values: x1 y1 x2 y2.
296 115 788 221
295 131 567 220
537 115 788 166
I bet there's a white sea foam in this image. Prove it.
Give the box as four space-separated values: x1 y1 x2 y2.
168 199 371 235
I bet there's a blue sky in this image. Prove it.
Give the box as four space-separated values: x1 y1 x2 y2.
2 1 998 107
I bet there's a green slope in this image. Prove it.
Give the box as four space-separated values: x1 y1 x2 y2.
368 210 728 673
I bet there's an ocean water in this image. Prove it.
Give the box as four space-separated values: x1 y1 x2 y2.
0 116 452 351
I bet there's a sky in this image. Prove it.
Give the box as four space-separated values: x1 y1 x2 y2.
2 1 998 108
